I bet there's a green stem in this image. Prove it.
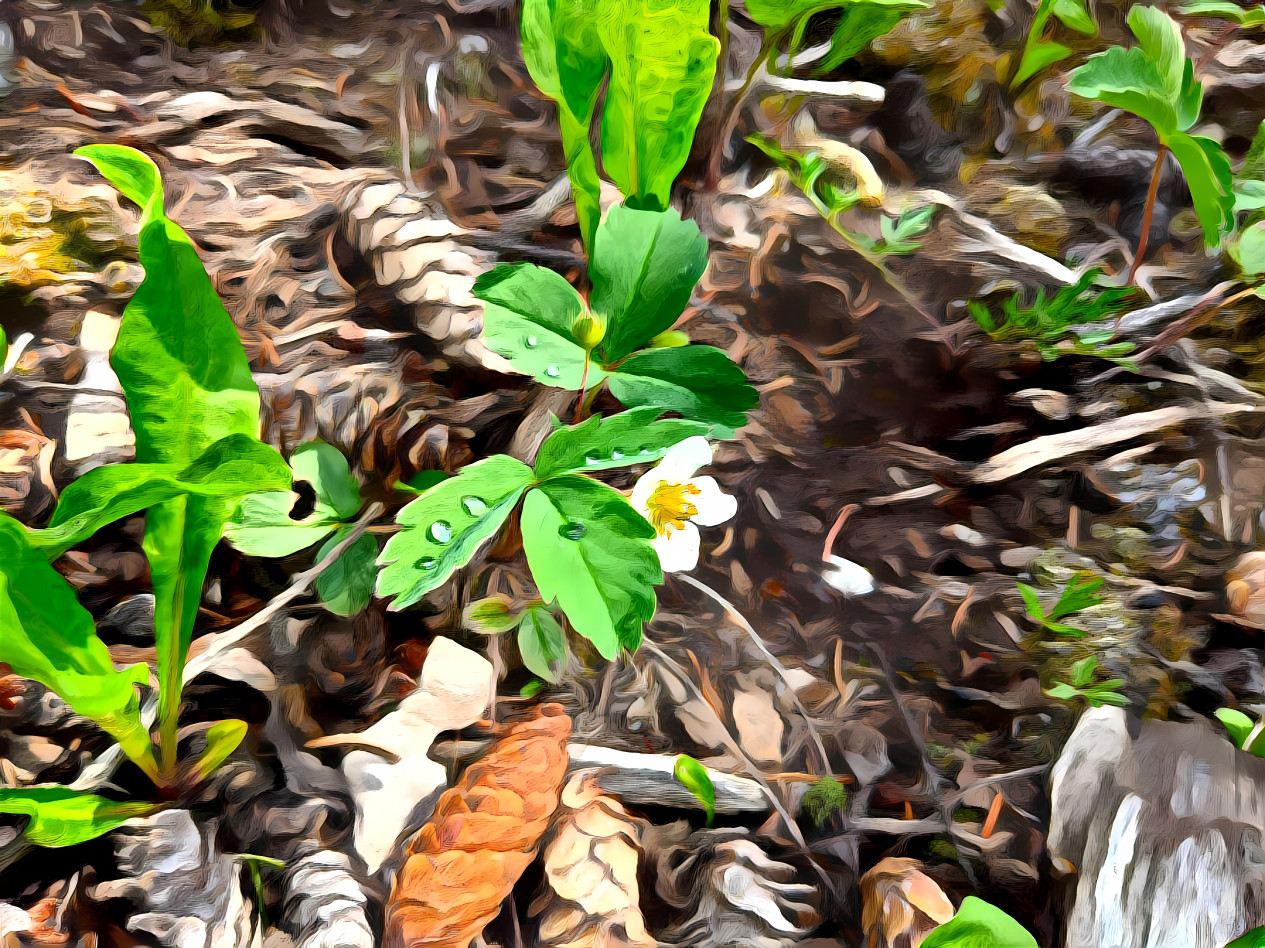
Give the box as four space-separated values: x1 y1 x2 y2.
574 352 592 424
707 40 776 189
251 860 268 931
579 378 606 419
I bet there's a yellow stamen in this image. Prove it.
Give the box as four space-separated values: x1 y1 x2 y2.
646 480 701 537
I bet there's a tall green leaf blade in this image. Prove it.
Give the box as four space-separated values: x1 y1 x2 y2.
520 476 660 658
34 434 289 556
607 346 757 428
377 456 534 610
533 407 713 479
818 3 923 73
1128 5 1187 97
315 529 378 616
517 606 568 682
1167 130 1235 246
521 0 608 251
1012 40 1075 88
474 262 596 389
0 788 157 847
919 897 1038 948
76 144 275 778
1050 0 1095 33
591 206 709 363
0 519 155 778
595 0 719 208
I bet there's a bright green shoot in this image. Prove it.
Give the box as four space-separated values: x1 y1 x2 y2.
1046 656 1128 708
1011 0 1096 90
920 897 1038 948
0 144 289 847
1215 707 1265 757
1066 6 1234 279
1018 572 1107 637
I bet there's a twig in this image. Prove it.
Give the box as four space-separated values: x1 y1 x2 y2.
676 575 833 776
182 502 386 686
707 43 774 189
640 638 835 890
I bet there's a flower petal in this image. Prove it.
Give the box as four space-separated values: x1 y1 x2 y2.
653 521 701 573
822 555 874 597
629 466 659 516
655 436 713 484
687 476 737 527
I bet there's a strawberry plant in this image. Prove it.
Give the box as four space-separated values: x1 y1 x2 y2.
1010 0 1097 89
1066 6 1235 281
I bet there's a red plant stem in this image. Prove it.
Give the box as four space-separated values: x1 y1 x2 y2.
1128 144 1168 286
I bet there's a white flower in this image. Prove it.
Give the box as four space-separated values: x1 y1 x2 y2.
822 555 875 597
630 437 737 573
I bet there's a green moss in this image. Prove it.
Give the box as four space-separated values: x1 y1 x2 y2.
140 0 260 48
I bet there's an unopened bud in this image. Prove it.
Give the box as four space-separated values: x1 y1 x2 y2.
649 330 689 348
572 313 605 349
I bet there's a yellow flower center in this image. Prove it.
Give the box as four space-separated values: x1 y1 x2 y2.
646 480 701 537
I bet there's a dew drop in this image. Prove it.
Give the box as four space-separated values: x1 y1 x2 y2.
611 450 625 460
429 521 453 543
559 521 587 541
545 365 561 378
461 495 488 516
638 446 654 456
525 335 539 348
585 455 601 466
416 557 438 571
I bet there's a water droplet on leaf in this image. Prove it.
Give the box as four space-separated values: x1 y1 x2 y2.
585 456 600 466
611 450 624 460
416 557 437 571
429 521 453 543
525 335 539 348
559 521 587 541
545 365 560 378
461 496 488 516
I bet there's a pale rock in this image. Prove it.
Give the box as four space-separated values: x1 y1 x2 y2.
306 637 492 875
731 677 784 767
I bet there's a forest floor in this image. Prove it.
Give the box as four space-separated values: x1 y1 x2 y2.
3 0 1265 946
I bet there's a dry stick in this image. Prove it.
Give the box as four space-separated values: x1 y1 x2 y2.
1129 283 1264 365
640 638 835 891
1126 144 1168 288
677 574 833 776
706 43 775 189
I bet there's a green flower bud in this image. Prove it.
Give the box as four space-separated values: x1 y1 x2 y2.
572 313 605 349
648 329 689 348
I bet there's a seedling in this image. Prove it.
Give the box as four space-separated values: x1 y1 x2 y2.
920 897 1038 948
1046 655 1129 707
1177 0 1265 27
1017 571 1107 637
801 774 848 828
1215 707 1265 757
744 0 928 75
1011 0 1097 89
1066 6 1235 282
673 754 716 826
968 271 1140 366
0 145 291 845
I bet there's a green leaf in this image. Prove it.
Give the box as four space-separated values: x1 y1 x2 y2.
0 517 155 779
1084 683 1129 708
1070 655 1098 688
818 3 924 73
188 718 249 784
377 456 534 611
1178 0 1265 24
517 606 568 683
1243 120 1265 180
0 787 158 847
1016 582 1045 623
520 475 660 658
1049 571 1106 620
607 346 757 428
1012 40 1075 88
1215 707 1265 754
35 434 289 557
463 595 524 634
591 206 709 364
1167 130 1235 247
225 491 338 558
76 144 272 778
521 0 607 251
1067 45 1178 136
1050 0 1096 34
1225 924 1265 948
1046 682 1080 700
1234 181 1265 216
291 441 361 520
1237 222 1265 280
399 470 452 494
315 530 378 616
746 0 845 29
474 262 596 390
595 0 719 208
919 897 1038 948
533 407 713 479
673 754 716 826
1129 5 1188 95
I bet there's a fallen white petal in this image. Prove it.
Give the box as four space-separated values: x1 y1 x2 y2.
823 555 875 597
